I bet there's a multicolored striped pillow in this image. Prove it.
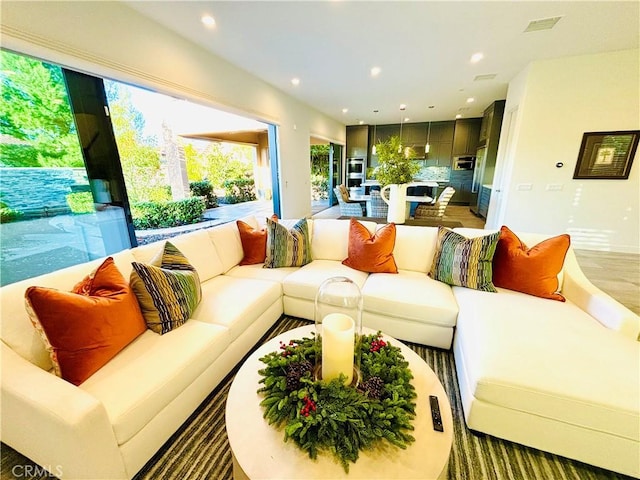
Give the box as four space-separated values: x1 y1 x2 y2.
131 241 202 334
264 217 311 268
429 227 500 292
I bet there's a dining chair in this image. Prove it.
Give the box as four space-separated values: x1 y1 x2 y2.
366 190 388 218
414 186 455 219
333 186 364 217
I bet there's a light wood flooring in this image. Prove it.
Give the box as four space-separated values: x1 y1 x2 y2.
313 204 639 314
573 250 639 315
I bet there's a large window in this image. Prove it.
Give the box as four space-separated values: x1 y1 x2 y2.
103 80 272 207
0 50 133 286
1 50 280 285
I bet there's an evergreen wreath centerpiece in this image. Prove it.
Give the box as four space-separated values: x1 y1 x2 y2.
257 331 417 472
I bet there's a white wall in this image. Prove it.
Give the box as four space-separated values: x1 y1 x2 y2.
488 49 640 253
0 1 346 219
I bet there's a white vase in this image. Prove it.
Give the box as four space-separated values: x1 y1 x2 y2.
380 183 407 224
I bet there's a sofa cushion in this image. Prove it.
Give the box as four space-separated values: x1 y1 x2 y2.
225 263 298 285
237 220 268 265
80 321 230 445
429 226 499 292
131 230 224 282
453 286 640 442
264 217 311 268
191 275 282 340
311 219 377 261
342 219 398 273
362 270 458 327
236 215 279 266
282 260 369 301
207 218 256 273
131 242 202 334
493 225 570 302
0 251 138 371
384 224 439 273
455 228 570 292
24 257 146 385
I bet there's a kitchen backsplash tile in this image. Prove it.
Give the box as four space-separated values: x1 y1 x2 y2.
416 166 450 182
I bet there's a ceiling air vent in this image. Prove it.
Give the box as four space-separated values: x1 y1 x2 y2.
524 16 563 33
474 74 497 81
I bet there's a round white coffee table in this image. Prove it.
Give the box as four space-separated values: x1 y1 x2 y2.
226 325 453 479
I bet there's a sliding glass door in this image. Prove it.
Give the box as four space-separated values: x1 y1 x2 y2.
0 50 134 285
329 143 343 206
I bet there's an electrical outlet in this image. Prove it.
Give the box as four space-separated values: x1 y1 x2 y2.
546 184 563 191
517 183 533 191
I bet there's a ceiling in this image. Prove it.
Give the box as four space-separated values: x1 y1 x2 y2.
125 1 639 126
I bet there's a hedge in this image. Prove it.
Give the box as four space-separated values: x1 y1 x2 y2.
222 178 256 204
189 180 218 208
66 192 95 214
132 197 205 230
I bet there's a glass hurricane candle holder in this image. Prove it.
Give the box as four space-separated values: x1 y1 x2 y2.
314 276 363 386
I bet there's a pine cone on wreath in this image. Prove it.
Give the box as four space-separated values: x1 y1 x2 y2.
285 360 313 391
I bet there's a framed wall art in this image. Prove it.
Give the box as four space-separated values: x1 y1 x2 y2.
573 130 639 179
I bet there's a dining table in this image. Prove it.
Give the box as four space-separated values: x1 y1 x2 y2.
348 193 434 217
361 180 440 188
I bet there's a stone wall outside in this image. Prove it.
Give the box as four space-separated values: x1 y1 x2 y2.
0 167 89 214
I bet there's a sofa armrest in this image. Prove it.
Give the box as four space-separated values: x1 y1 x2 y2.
1 343 128 479
562 250 640 341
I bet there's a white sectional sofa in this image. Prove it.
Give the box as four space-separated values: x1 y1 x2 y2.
1 217 638 479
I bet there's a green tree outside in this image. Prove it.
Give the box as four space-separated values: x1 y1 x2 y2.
0 50 83 167
104 81 168 204
185 141 255 192
1 50 259 212
310 144 329 200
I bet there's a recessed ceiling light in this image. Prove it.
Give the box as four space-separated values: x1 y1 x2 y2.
201 15 216 28
342 108 348 114
370 66 382 77
466 97 475 103
291 78 300 86
455 114 462 119
470 52 484 63
359 120 364 125
404 117 410 123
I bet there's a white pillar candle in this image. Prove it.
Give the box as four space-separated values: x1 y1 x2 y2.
321 313 355 385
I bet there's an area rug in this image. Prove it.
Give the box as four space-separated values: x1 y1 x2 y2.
1 316 630 480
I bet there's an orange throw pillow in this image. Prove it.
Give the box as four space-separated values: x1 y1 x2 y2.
492 226 570 301
25 257 147 385
237 215 278 265
342 218 398 273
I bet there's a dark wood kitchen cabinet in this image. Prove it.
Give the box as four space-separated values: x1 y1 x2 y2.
448 170 473 204
452 118 482 156
374 124 400 143
346 125 369 158
402 123 427 146
424 121 454 166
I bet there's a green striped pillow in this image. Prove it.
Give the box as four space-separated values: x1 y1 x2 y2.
264 218 311 268
429 227 499 292
131 242 202 334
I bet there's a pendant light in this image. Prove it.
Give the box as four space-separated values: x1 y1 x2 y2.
398 105 406 153
371 110 378 155
425 121 431 155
